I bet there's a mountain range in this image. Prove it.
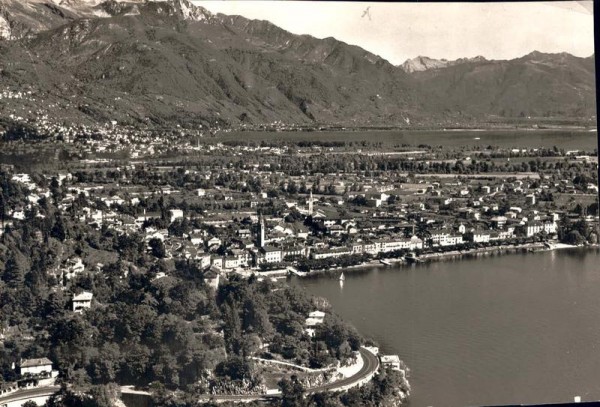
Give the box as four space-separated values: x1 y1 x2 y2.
0 0 595 129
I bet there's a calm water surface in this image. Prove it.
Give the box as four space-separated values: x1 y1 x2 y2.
292 249 600 407
223 130 597 150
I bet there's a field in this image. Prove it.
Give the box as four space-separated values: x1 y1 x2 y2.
217 129 598 150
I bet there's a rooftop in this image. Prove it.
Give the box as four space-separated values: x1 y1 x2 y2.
73 291 93 301
380 355 401 364
21 357 52 368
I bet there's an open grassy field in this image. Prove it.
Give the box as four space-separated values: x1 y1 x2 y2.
218 129 598 150
553 193 598 208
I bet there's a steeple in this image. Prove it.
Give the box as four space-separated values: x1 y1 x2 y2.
308 191 314 216
258 212 266 248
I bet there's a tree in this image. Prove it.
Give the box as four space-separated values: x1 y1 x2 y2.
87 383 121 407
279 375 306 407
308 393 344 407
215 356 254 381
565 230 585 245
351 195 367 206
3 251 26 289
44 384 120 407
572 219 590 239
51 216 67 241
288 181 298 194
89 343 121 383
149 238 166 259
242 297 273 337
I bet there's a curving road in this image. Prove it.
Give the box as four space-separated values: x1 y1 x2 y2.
200 346 380 402
0 348 379 405
307 346 380 393
0 386 60 406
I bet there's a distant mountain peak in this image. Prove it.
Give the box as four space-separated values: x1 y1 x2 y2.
98 0 213 21
152 0 212 21
400 55 487 73
0 0 214 40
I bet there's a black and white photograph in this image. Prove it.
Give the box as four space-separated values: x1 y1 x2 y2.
0 1 597 407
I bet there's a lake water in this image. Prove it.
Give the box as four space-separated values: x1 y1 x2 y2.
292 248 600 407
222 129 598 150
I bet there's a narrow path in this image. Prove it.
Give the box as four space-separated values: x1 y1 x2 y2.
250 356 333 372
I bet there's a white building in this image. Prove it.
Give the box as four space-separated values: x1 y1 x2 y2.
62 257 85 280
378 236 423 252
472 231 491 243
380 355 402 371
526 221 556 237
203 267 220 290
169 209 184 223
190 234 203 246
440 234 463 246
223 256 241 269
430 229 451 245
72 291 93 313
311 246 353 259
207 237 222 248
305 310 326 327
260 246 283 263
19 358 53 376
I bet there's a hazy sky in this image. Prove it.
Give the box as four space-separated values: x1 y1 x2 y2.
193 1 594 65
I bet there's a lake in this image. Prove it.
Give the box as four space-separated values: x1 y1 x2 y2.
220 129 597 150
292 248 600 407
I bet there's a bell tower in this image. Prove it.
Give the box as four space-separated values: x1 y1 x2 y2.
258 213 266 248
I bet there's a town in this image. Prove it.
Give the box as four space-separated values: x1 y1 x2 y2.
2 121 600 270
1 123 598 277
0 121 598 406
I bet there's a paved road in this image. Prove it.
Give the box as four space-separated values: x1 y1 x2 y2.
0 386 60 406
307 347 379 393
0 348 379 405
200 347 380 402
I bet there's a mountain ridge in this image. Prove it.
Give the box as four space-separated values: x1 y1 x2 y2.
400 55 488 73
0 0 594 129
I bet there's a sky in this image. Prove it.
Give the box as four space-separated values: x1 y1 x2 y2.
193 1 594 65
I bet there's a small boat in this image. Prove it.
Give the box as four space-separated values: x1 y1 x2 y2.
379 259 391 266
339 272 345 281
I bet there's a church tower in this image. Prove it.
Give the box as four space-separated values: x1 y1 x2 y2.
258 213 266 248
308 191 314 216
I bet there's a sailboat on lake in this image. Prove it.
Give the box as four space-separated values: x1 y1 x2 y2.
339 272 345 281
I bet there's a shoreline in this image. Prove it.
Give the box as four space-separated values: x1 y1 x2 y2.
291 243 598 278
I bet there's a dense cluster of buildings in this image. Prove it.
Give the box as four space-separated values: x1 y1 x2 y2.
0 130 597 309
